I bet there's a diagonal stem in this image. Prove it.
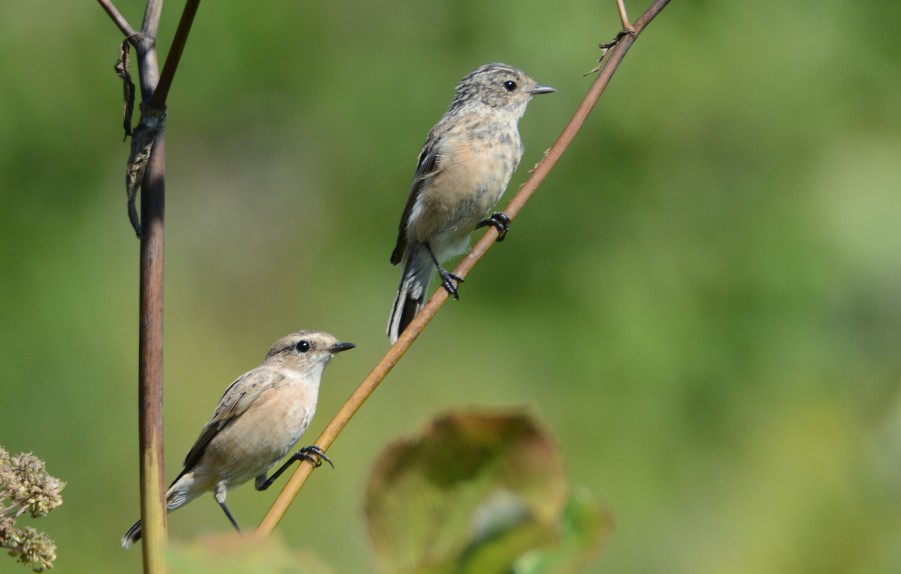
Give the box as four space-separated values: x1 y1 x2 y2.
97 0 137 38
150 0 202 110
253 0 672 539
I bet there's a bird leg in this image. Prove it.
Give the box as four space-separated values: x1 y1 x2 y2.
424 242 464 299
476 212 511 242
255 445 334 492
214 484 241 532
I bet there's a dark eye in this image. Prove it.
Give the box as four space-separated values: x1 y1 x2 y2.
295 340 311 353
503 80 517 92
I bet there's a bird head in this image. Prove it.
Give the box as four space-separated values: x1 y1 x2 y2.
452 63 555 116
265 330 355 370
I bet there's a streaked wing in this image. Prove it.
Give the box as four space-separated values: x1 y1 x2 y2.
181 368 285 472
390 128 444 265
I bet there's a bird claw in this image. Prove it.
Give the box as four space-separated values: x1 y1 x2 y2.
296 445 334 469
437 267 464 300
423 241 464 299
476 212 511 242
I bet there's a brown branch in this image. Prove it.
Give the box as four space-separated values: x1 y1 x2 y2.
132 4 167 574
137 135 166 574
121 3 168 572
99 0 199 572
254 0 672 539
150 0 202 110
634 0 670 29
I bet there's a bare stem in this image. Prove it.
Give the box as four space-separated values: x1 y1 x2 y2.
253 0 672 539
97 0 137 38
140 0 164 40
616 0 634 31
150 0 202 110
131 5 168 573
99 0 200 571
137 135 166 574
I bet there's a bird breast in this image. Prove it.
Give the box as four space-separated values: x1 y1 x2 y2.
201 377 318 487
408 118 522 249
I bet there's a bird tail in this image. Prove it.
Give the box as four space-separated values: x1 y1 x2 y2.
121 471 196 548
121 518 144 549
388 244 433 343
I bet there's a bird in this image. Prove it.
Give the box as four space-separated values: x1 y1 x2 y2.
388 63 555 343
121 330 355 548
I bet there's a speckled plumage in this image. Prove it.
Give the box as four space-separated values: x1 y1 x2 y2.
388 63 554 342
121 330 354 548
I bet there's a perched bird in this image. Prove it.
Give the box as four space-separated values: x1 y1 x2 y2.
121 330 355 548
388 63 554 343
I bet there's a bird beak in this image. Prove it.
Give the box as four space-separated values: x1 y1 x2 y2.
529 84 556 95
328 342 356 354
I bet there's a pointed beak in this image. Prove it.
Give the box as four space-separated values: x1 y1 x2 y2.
529 84 556 95
328 342 356 354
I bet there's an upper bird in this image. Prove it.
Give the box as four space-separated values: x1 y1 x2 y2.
121 330 355 548
388 63 555 343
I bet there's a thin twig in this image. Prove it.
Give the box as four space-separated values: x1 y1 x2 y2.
616 0 635 32
140 0 164 41
634 0 670 29
96 0 137 39
253 0 672 539
150 0 202 110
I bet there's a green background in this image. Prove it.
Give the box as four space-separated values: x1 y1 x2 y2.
2 0 900 572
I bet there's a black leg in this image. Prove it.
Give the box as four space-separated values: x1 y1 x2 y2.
213 485 241 532
475 212 511 242
255 445 334 492
219 500 241 532
424 242 464 300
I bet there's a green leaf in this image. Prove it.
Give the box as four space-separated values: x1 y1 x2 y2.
513 488 612 574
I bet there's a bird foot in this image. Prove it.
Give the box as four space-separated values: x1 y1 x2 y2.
438 267 464 300
476 212 511 242
295 445 334 469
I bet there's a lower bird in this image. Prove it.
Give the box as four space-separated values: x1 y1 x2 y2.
121 330 354 548
387 63 554 343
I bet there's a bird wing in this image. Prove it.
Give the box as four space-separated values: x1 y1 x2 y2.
181 368 285 472
390 126 444 265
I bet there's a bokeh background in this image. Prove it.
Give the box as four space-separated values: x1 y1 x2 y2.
2 0 900 572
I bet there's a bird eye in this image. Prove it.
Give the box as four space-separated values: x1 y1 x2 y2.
295 340 311 353
503 80 517 92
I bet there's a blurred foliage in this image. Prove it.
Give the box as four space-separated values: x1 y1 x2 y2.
166 533 333 574
1 0 900 572
513 489 611 574
364 410 609 574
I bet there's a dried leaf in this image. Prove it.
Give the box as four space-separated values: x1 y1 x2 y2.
125 104 166 237
114 40 135 140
